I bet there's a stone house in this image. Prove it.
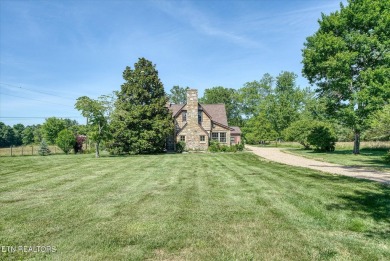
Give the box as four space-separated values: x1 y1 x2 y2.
167 89 241 151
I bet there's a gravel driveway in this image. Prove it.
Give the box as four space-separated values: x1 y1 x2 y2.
246 145 390 184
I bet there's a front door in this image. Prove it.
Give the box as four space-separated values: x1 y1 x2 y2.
166 135 175 152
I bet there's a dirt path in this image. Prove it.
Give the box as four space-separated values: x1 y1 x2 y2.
246 145 390 184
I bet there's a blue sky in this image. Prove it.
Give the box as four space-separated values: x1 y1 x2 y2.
0 0 345 126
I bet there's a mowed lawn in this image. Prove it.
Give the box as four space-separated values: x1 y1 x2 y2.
0 153 389 260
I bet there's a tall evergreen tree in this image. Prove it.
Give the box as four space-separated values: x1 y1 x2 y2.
110 58 173 154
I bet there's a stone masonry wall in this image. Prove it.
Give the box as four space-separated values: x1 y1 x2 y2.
180 89 209 150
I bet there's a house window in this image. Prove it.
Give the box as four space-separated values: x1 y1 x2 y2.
198 110 202 123
182 111 187 122
180 135 185 142
220 132 226 143
200 135 205 142
211 132 227 143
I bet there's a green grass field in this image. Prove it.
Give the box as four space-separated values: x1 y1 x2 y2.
1 153 389 260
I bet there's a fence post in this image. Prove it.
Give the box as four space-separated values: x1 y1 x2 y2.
32 146 34 155
10 146 12 156
22 146 24 156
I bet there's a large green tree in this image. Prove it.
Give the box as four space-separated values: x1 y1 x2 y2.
302 0 390 154
366 104 390 140
0 122 15 147
168 85 189 104
56 129 75 155
110 58 173 154
261 71 305 139
239 73 272 119
22 125 38 145
242 112 278 144
12 124 25 146
75 95 112 158
241 71 306 143
41 117 77 144
200 86 242 126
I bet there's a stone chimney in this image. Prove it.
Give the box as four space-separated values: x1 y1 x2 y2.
186 89 198 125
184 89 202 150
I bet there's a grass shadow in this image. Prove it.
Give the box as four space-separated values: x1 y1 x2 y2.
325 180 390 239
327 187 390 222
302 170 389 221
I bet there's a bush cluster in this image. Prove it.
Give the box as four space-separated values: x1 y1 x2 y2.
307 125 337 152
208 140 244 152
176 141 186 153
284 120 337 152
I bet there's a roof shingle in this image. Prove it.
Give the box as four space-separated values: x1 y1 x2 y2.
168 103 228 126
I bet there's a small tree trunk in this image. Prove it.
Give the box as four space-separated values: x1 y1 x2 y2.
95 142 100 158
353 131 360 155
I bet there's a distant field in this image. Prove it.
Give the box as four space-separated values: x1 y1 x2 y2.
336 141 390 150
1 153 389 260
0 145 64 156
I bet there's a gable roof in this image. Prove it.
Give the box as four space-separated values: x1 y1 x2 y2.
200 104 228 126
169 103 228 127
230 126 242 135
169 104 186 117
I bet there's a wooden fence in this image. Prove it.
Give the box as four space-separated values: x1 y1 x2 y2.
0 145 64 157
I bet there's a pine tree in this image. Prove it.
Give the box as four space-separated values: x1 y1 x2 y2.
38 139 51 156
109 58 173 154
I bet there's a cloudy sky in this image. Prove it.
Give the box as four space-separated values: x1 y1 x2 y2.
0 0 345 126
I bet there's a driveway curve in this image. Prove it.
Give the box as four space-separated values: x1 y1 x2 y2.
246 145 390 184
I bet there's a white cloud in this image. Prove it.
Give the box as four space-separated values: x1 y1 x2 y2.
151 0 263 49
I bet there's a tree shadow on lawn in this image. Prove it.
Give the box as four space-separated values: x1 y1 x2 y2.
320 174 390 238
327 188 390 222
304 172 389 216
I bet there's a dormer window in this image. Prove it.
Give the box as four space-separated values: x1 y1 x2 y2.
182 111 187 122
